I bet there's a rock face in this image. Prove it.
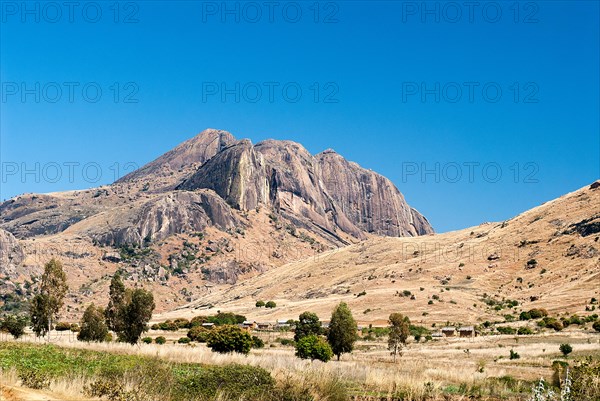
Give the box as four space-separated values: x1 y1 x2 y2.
0 229 25 277
178 134 433 240
0 129 433 246
116 129 236 186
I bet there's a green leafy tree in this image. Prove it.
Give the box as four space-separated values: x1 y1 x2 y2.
255 300 265 308
206 325 252 354
265 301 276 308
327 302 358 360
119 288 155 344
295 334 333 362
1 314 28 339
294 312 322 342
105 272 126 333
104 272 155 344
560 343 573 356
388 313 410 362
77 304 108 342
592 320 600 332
30 259 68 339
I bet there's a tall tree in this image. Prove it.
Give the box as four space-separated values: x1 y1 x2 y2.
388 313 410 362
327 302 358 361
30 259 68 339
294 312 322 342
105 272 126 333
120 288 155 344
78 303 108 342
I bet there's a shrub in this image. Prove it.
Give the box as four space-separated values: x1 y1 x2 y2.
517 326 534 335
178 337 191 344
141 337 152 344
519 311 531 320
1 315 27 339
295 335 333 362
255 300 265 308
277 338 296 346
251 335 265 349
559 343 572 356
593 320 600 332
265 301 277 308
509 349 520 360
497 326 516 335
187 326 210 342
54 322 71 331
539 317 563 331
528 308 548 319
206 325 252 354
155 336 166 345
173 318 190 329
70 323 80 332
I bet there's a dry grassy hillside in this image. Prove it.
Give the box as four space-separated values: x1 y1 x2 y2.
159 182 600 325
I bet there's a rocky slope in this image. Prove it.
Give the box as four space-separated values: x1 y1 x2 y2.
0 128 432 315
159 181 600 326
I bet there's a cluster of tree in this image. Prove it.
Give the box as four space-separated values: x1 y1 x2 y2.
23 259 155 345
255 300 276 308
293 303 359 362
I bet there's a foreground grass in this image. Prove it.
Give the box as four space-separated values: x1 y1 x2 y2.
1 339 598 400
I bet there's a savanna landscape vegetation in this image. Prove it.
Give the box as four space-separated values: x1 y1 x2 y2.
1 131 598 400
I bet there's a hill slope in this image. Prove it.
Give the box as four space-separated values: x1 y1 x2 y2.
159 181 600 325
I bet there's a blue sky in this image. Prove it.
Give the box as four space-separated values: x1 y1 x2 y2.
1 1 598 233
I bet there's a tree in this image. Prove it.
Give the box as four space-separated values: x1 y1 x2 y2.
30 259 68 339
327 302 358 360
119 288 155 344
593 320 600 333
560 343 573 357
104 272 155 344
187 326 210 342
105 272 126 333
255 300 265 308
295 334 333 362
294 312 322 342
1 314 28 339
206 325 252 354
388 313 410 362
77 304 108 342
265 301 276 308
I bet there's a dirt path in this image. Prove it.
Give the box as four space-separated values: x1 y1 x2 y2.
1 385 75 401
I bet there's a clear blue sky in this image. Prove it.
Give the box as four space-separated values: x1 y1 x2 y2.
1 1 598 233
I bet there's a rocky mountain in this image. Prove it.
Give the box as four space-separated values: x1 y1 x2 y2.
0 128 432 315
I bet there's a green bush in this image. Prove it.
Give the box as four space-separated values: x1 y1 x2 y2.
497 326 516 335
255 300 265 308
177 337 191 344
559 343 572 356
187 326 210 342
509 349 520 360
141 337 152 344
206 325 252 354
517 327 534 335
265 301 277 308
593 320 600 332
539 317 563 331
295 335 333 362
1 315 27 339
55 321 72 331
251 335 264 349
155 336 166 345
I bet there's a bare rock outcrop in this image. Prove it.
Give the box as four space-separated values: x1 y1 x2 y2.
0 228 25 277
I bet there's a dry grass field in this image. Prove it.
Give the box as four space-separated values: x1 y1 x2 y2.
1 326 598 400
